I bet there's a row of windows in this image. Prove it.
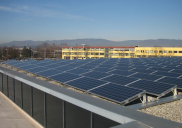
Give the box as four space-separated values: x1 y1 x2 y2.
63 48 105 51
63 52 105 55
63 48 135 51
110 53 135 56
137 50 182 54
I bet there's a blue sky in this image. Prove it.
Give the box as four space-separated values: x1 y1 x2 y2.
0 0 182 44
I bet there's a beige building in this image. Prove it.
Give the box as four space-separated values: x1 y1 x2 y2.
62 46 182 59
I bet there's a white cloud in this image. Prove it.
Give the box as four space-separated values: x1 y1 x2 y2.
0 5 94 21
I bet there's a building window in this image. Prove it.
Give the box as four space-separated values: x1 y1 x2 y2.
169 51 172 53
125 53 129 56
124 48 129 51
159 51 163 53
91 48 95 51
100 48 104 51
150 50 153 53
154 50 158 53
63 52 66 55
91 53 94 55
130 53 134 56
78 52 82 55
100 53 104 55
174 51 177 53
79 48 82 50
87 52 90 55
141 50 144 53
145 50 149 53
110 48 113 51
95 53 99 55
164 51 167 53
110 53 113 55
87 48 90 50
179 51 182 53
136 50 140 53
130 48 135 52
119 53 124 56
114 53 119 56
95 48 99 51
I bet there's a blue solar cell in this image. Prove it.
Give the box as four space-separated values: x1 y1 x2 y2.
19 65 37 70
67 68 90 75
82 71 111 79
54 66 74 72
170 69 182 74
112 66 132 71
27 67 48 73
108 70 136 76
130 68 156 74
130 73 163 81
89 83 144 103
149 67 171 72
101 74 139 85
44 63 62 68
152 71 182 78
128 79 176 96
79 65 96 69
36 69 62 77
49 72 81 83
93 67 112 73
157 77 182 89
65 77 107 91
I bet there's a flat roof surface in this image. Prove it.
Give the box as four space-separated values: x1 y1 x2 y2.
0 92 40 128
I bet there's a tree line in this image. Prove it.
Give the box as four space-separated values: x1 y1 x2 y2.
0 42 65 60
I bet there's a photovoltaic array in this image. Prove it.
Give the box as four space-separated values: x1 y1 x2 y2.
2 57 182 105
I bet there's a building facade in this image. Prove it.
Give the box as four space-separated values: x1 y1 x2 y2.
62 46 182 59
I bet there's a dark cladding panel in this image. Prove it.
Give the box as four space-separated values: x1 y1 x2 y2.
66 102 90 128
8 77 14 101
33 87 44 126
22 83 31 115
0 73 2 92
94 113 120 128
15 80 21 107
46 93 63 128
3 74 7 96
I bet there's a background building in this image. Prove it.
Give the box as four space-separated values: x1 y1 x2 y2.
62 46 182 59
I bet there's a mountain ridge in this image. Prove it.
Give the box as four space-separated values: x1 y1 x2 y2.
1 39 182 48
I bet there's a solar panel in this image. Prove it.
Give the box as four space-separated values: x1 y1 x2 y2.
36 69 62 77
93 67 112 73
89 83 144 103
79 65 96 70
19 65 38 70
49 72 81 83
54 66 74 72
157 77 182 89
65 77 107 91
67 68 91 75
152 71 182 78
129 72 164 81
130 68 156 74
82 71 111 79
27 67 48 73
44 63 63 69
108 70 136 76
101 74 139 85
149 67 171 72
128 79 176 96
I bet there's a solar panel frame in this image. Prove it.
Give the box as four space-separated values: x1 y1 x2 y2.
65 76 108 91
89 83 145 104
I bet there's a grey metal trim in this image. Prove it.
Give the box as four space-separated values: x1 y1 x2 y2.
111 121 151 128
0 66 182 128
